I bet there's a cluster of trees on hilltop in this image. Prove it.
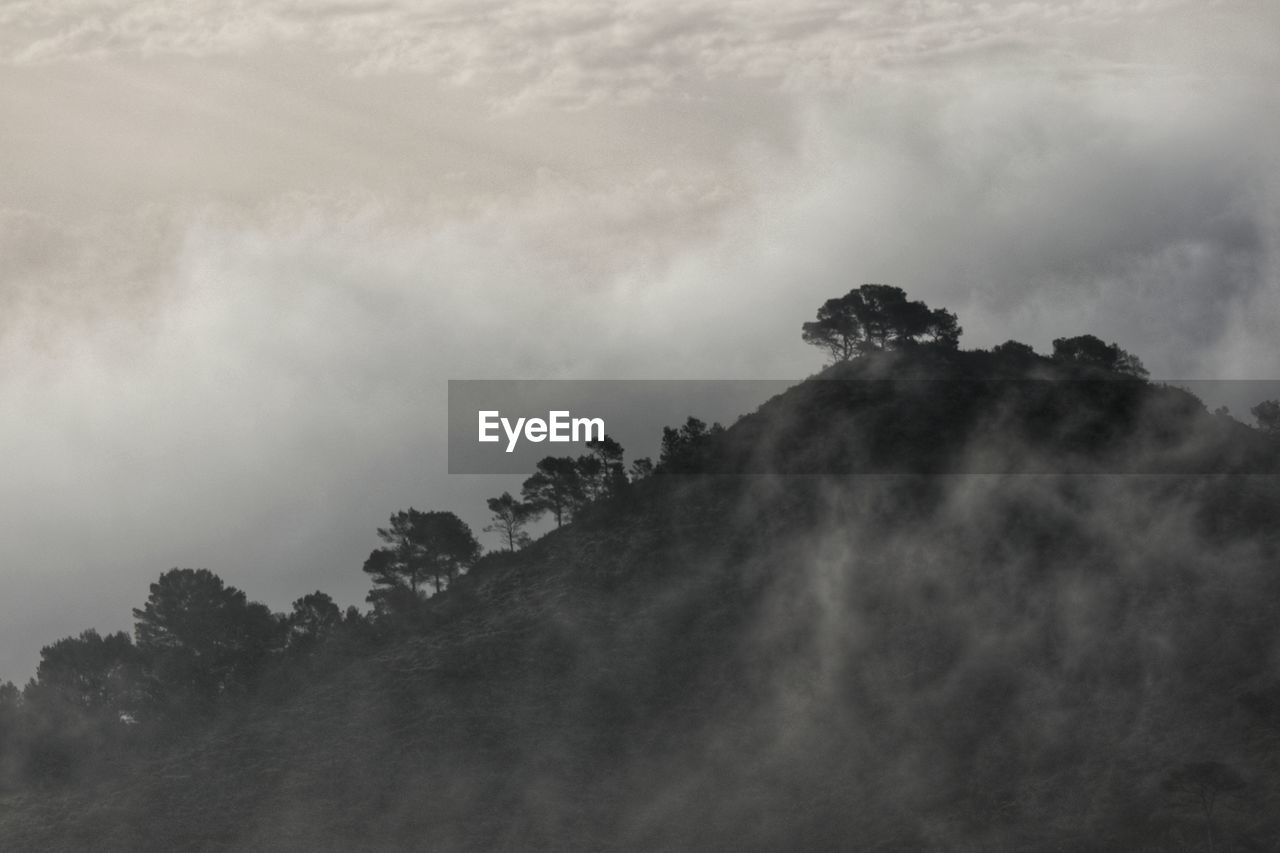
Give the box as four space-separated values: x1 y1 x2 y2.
802 284 1280 438
801 283 1149 377
801 284 961 361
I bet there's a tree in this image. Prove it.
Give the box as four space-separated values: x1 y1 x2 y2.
286 592 343 652
993 340 1036 359
0 680 17 733
522 457 584 527
31 629 141 716
584 435 628 500
658 417 725 473
1050 334 1148 378
484 492 535 552
923 306 962 347
1250 399 1280 434
801 284 961 363
0 681 17 713
363 509 481 601
629 457 654 481
1162 761 1246 853
574 454 604 505
132 568 281 711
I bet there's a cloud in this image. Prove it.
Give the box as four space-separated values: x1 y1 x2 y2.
1 0 1256 109
0 0 1276 681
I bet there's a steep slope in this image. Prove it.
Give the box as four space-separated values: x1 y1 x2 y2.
5 347 1280 852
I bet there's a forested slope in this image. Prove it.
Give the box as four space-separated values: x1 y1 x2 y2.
4 347 1280 852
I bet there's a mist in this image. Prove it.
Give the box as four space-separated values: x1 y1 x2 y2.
0 0 1275 704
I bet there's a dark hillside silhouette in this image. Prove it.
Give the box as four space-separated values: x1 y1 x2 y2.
3 295 1280 850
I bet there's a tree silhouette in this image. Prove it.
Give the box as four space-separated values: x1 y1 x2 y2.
522 457 584 527
629 457 654 481
658 417 725 473
574 454 604 507
1162 761 1246 852
286 591 343 653
802 284 961 363
484 492 535 552
583 435 628 500
992 340 1036 359
363 509 481 601
1051 334 1148 377
1251 399 1280 434
0 681 17 735
31 629 141 716
132 568 281 711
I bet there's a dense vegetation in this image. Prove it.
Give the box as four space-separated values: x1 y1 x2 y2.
2 287 1279 851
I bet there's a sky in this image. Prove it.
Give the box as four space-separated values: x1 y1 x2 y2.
0 0 1277 681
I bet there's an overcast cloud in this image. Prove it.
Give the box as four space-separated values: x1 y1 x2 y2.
0 0 1276 679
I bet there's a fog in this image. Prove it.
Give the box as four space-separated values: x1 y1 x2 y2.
0 0 1276 680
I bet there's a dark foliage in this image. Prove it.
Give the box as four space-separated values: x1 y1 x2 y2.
992 339 1036 358
801 283 961 362
1252 399 1280 434
521 456 584 527
657 416 725 473
133 568 282 716
1051 333 1149 377
363 509 481 608
483 492 536 552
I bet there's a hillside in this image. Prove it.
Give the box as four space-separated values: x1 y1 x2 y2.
4 346 1280 851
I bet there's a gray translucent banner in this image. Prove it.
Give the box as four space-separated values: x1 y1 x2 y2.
448 379 1280 475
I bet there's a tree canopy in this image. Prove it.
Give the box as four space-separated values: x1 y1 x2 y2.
522 457 585 527
1251 399 1280 434
992 340 1037 359
1050 334 1148 378
658 417 724 473
484 492 535 552
31 630 140 717
582 435 628 501
363 509 481 604
132 568 280 711
285 592 343 653
802 284 961 363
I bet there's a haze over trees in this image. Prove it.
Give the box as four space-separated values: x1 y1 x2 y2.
1252 399 1280 434
3 285 1280 850
1162 761 1248 853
